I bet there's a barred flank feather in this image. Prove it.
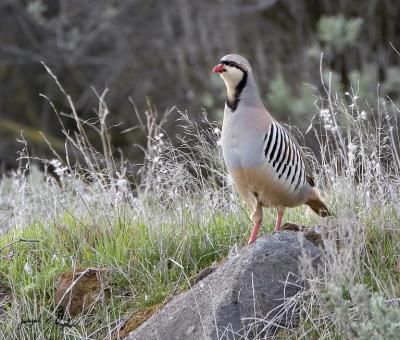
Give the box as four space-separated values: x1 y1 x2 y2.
263 122 307 192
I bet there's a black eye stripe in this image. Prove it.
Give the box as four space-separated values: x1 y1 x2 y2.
220 60 246 72
221 60 238 67
221 60 236 66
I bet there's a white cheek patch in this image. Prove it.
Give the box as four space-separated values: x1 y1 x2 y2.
221 66 244 100
222 66 243 85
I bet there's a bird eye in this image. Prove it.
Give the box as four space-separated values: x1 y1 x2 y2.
221 61 233 67
220 60 240 68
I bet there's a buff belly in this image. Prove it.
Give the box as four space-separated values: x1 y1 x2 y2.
230 167 308 208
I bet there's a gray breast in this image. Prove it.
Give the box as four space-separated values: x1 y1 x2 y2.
221 111 266 172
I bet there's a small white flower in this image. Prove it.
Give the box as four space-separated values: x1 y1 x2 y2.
348 142 357 152
374 162 381 173
5 251 14 260
50 159 61 168
319 109 329 117
359 111 367 120
213 127 221 134
24 262 33 275
49 159 68 179
329 126 337 132
320 109 336 129
55 167 68 178
116 178 128 191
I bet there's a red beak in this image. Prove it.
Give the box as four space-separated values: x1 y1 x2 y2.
212 63 226 73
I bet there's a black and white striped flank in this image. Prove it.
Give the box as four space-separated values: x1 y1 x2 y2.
263 122 306 191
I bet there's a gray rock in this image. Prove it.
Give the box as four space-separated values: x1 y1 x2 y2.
127 231 322 340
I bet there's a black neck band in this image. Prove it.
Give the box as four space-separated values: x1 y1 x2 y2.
226 71 248 112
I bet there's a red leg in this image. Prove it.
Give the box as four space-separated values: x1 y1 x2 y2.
248 220 261 244
275 207 285 232
248 202 262 244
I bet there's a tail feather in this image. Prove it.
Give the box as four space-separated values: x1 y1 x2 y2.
306 198 331 217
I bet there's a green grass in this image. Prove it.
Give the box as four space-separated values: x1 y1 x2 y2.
363 225 400 296
1 78 400 338
0 207 257 338
1 196 399 339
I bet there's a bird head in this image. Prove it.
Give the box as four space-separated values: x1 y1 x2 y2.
212 54 251 89
212 54 254 110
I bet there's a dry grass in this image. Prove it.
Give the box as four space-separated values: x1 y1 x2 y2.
0 65 399 339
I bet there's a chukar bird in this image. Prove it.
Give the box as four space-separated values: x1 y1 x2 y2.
212 54 330 244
